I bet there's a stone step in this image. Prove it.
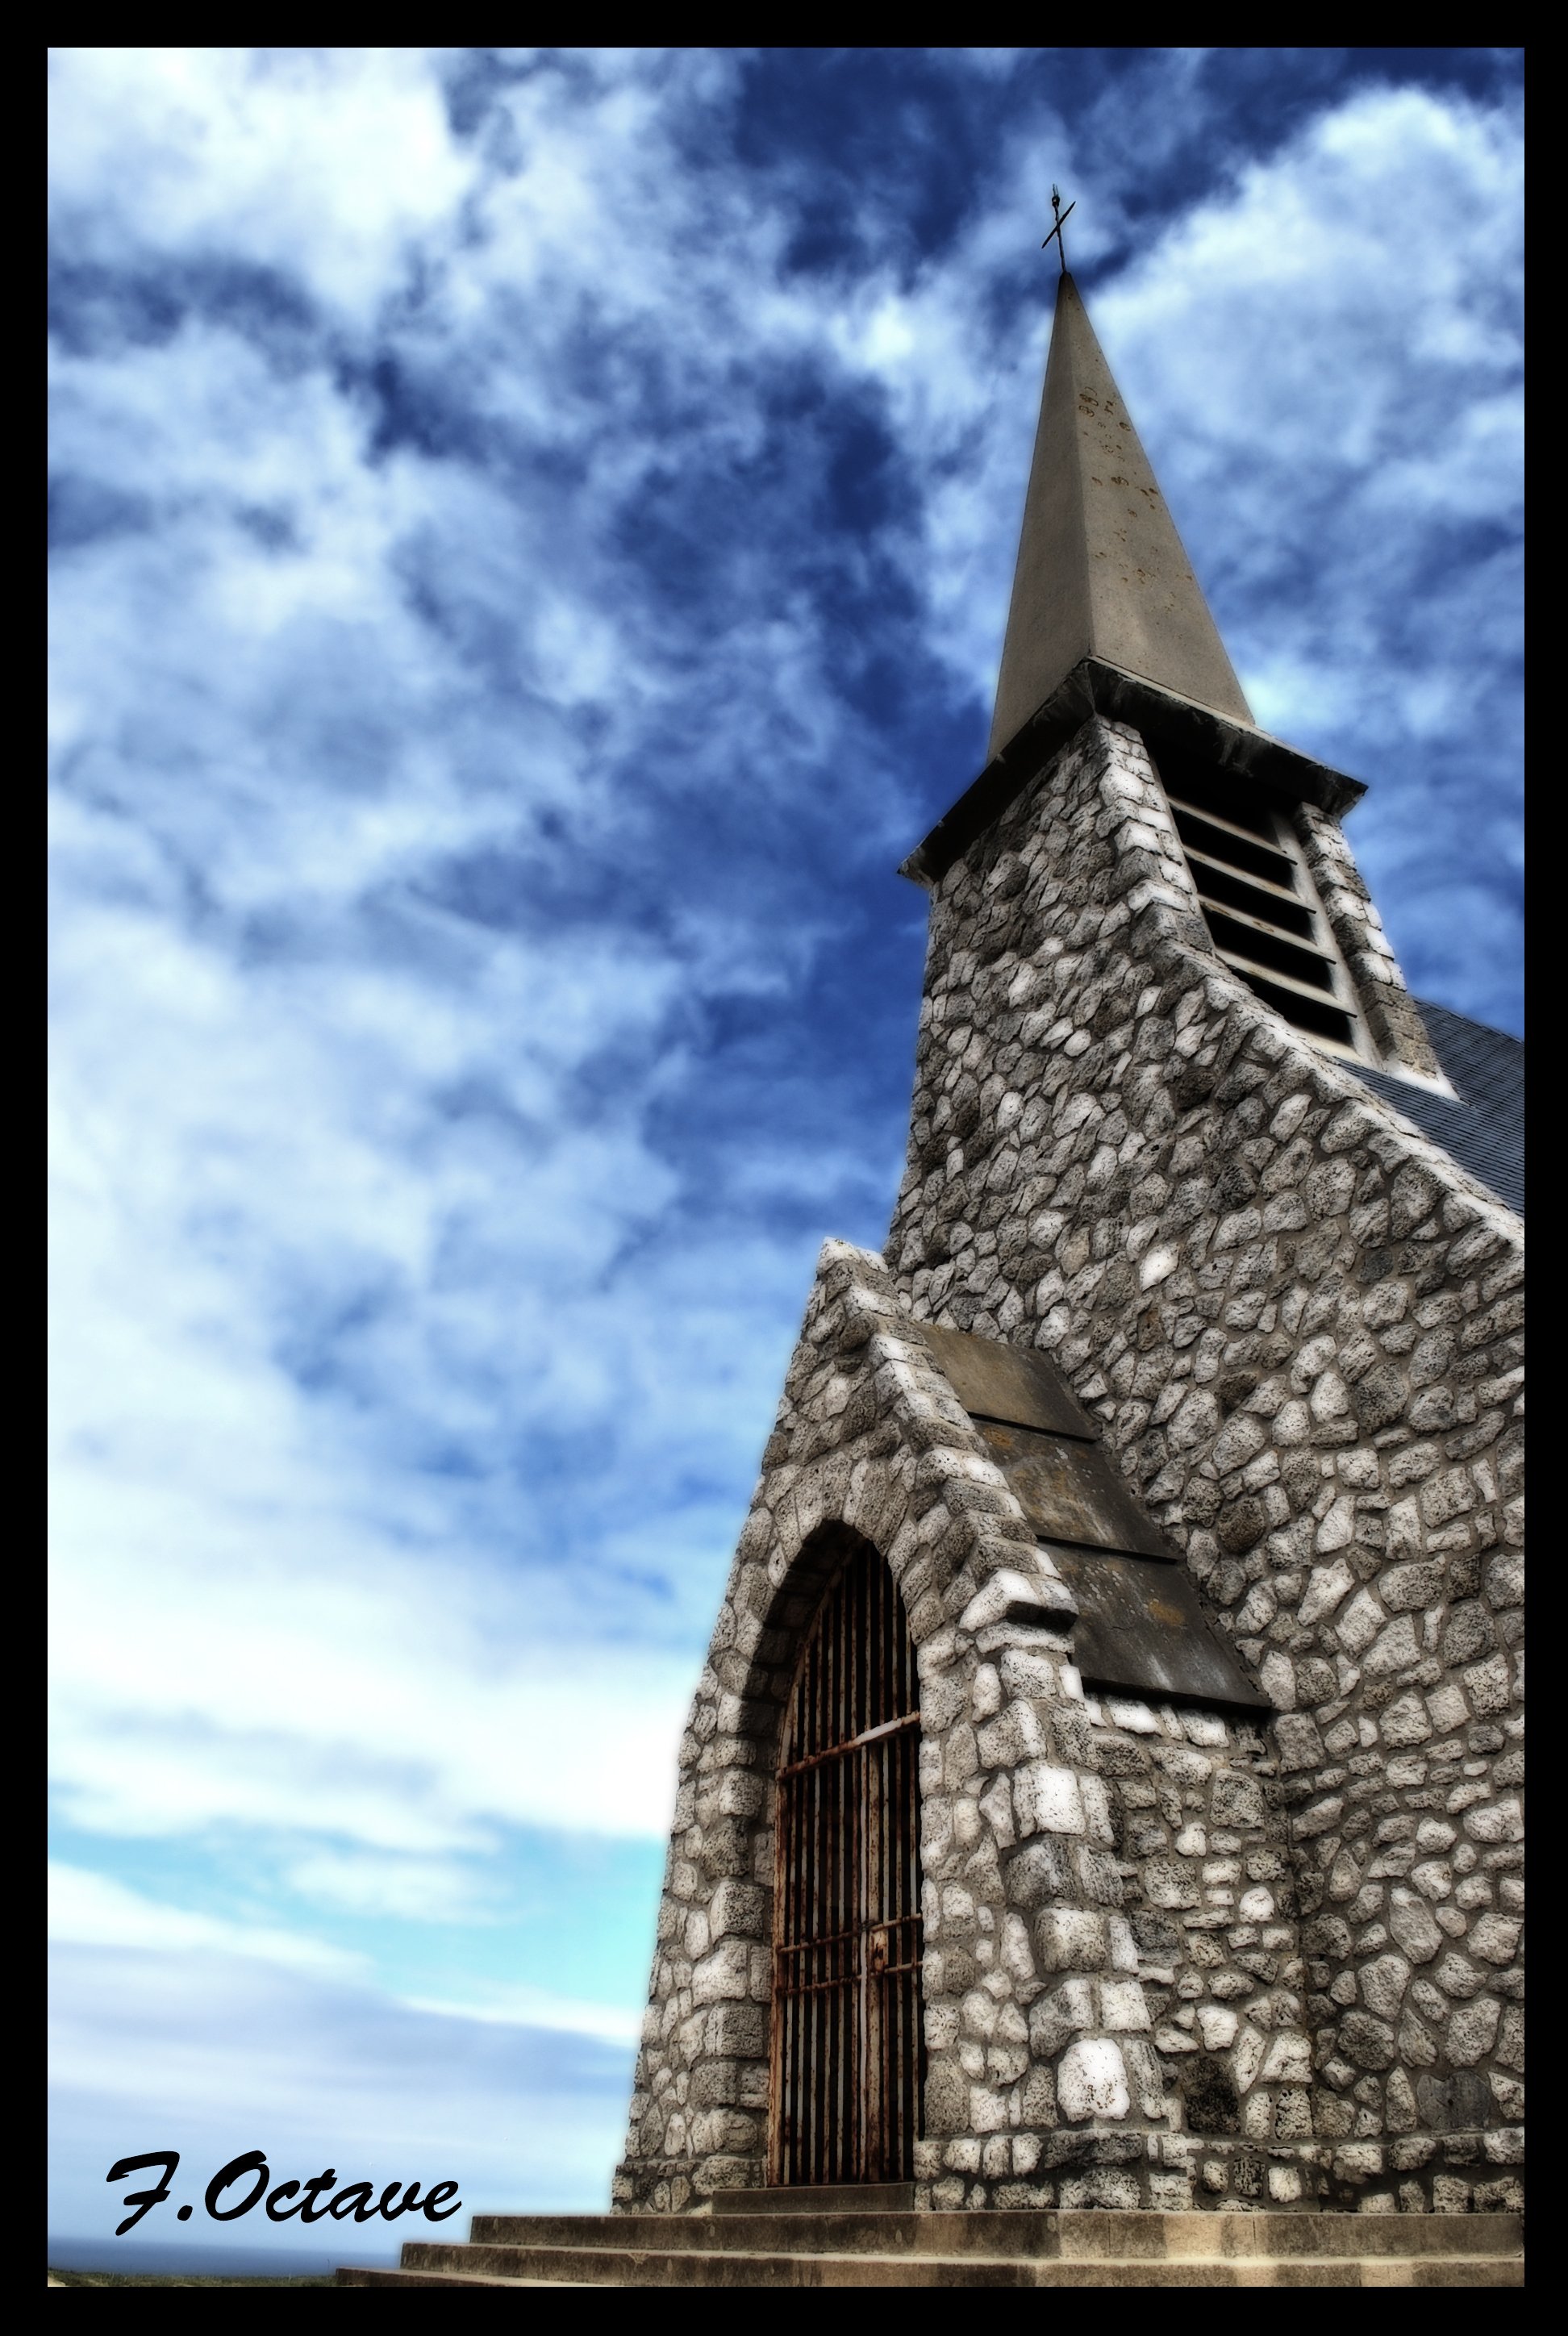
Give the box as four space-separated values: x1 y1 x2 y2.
465 2208 1522 2262
338 2246 1522 2290
711 2182 915 2216
340 2269 609 2288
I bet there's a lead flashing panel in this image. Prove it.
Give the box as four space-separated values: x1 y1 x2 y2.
913 1320 1269 1711
974 1418 1178 1561
916 1322 1099 1440
1047 1546 1269 1711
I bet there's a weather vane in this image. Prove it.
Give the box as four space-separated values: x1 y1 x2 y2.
1041 185 1075 277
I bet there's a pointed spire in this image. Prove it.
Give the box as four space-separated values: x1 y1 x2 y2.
989 273 1253 761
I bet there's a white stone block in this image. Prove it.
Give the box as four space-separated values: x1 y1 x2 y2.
1259 2033 1313 2084
1013 1762 1086 1838
1299 1560 1355 1625
690 1938 751 2005
1337 1587 1386 1655
1424 1683 1469 1735
977 1773 1015 1848
1078 1771 1116 1845
977 1700 1046 1768
1140 1245 1179 1289
1232 2025 1266 2091
1057 2039 1130 2123
1155 2025 1198 2054
1035 1908 1108 1972
1105 1697 1159 1733
958 1568 1073 1634
1099 1979 1151 2033
1000 1912 1035 1986
1465 1795 1523 1843
970 2085 1009 2133
961 1988 999 2039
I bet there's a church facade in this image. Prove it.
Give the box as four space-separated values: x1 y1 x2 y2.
613 275 1524 2220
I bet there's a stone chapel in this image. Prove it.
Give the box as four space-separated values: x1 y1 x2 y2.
614 270 1524 2222
341 266 1524 2287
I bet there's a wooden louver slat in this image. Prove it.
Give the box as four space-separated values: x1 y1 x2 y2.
1158 761 1370 1063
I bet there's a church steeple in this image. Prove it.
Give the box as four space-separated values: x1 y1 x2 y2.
989 272 1254 761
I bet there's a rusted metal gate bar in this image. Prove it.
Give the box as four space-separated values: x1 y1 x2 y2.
770 1537 923 2185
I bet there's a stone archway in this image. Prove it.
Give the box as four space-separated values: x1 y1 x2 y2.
769 1528 924 2186
614 1241 1139 2215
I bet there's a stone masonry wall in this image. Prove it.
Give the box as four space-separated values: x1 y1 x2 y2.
1288 799 1445 1085
883 711 1524 2212
615 1237 1186 2213
615 1228 1455 2215
1081 1696 1316 2203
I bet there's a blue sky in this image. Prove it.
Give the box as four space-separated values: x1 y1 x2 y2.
49 48 1521 2260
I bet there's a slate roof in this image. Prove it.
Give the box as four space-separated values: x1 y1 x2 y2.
1348 999 1524 1217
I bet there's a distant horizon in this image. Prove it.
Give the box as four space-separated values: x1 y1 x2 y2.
48 2235 398 2280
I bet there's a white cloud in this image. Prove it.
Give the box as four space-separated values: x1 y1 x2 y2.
1091 85 1522 673
401 1983 640 2046
48 60 832 1862
51 1942 636 2237
48 48 477 321
48 1862 361 1976
48 56 1520 2218
282 1847 495 1923
51 1508 693 1844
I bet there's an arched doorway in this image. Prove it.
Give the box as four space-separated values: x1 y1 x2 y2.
769 1533 924 2185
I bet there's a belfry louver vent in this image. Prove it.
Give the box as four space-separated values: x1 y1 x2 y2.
1153 757 1370 1063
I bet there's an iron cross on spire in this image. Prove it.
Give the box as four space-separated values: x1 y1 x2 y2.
1041 185 1075 276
